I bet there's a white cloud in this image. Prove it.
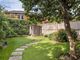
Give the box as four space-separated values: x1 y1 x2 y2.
0 0 24 11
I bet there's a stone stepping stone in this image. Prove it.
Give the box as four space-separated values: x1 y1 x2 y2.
28 42 38 46
15 48 25 52
11 52 23 56
25 42 38 47
20 45 28 49
9 56 22 60
9 41 39 60
25 44 31 46
31 42 38 44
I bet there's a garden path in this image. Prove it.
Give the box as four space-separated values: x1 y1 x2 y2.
9 42 38 60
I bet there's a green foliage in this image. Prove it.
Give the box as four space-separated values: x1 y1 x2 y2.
47 29 78 42
20 0 80 20
49 17 63 23
5 28 17 38
71 30 78 40
0 18 29 48
0 29 6 40
29 17 38 24
0 18 29 38
57 29 68 42
6 19 29 37
0 15 7 41
46 29 68 42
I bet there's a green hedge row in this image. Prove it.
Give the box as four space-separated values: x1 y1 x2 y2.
0 17 29 41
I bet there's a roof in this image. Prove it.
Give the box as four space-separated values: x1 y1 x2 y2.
5 10 25 14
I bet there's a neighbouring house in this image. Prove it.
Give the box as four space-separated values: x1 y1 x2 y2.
5 10 29 20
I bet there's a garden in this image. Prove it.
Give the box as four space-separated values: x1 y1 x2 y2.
0 24 80 60
0 18 80 60
0 0 80 60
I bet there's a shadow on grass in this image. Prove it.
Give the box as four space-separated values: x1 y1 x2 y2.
23 42 69 60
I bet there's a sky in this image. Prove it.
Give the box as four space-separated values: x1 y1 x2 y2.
0 0 24 11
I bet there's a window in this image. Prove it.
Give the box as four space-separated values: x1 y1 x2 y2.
21 15 24 19
18 15 20 19
18 14 24 20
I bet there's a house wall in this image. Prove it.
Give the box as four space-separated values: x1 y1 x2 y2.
5 12 29 20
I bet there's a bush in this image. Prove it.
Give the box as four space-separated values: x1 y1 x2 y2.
71 30 78 40
6 19 29 37
6 28 18 38
57 29 68 42
48 33 57 40
0 29 6 40
47 29 78 42
0 19 29 38
8 19 29 36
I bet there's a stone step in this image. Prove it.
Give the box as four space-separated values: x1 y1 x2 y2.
9 56 22 60
11 52 23 56
25 42 37 46
15 48 25 52
30 42 38 45
25 44 31 46
20 45 28 49
9 42 38 60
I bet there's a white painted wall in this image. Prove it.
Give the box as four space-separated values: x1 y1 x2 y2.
42 21 80 38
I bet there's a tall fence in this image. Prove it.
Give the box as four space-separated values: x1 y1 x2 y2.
42 21 80 38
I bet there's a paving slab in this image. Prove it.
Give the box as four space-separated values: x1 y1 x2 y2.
11 52 23 56
9 41 38 60
9 56 22 60
20 45 28 49
25 44 31 46
15 48 24 52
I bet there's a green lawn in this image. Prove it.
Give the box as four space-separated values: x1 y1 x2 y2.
22 37 69 60
0 36 35 60
0 36 80 60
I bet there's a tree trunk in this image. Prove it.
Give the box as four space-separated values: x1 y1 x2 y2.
59 0 77 60
64 18 77 60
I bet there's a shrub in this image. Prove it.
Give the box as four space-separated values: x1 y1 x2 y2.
8 19 29 36
71 30 78 40
0 29 6 40
47 29 78 42
48 32 58 40
0 19 29 38
6 28 18 38
57 29 68 42
47 29 68 42
12 21 29 35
